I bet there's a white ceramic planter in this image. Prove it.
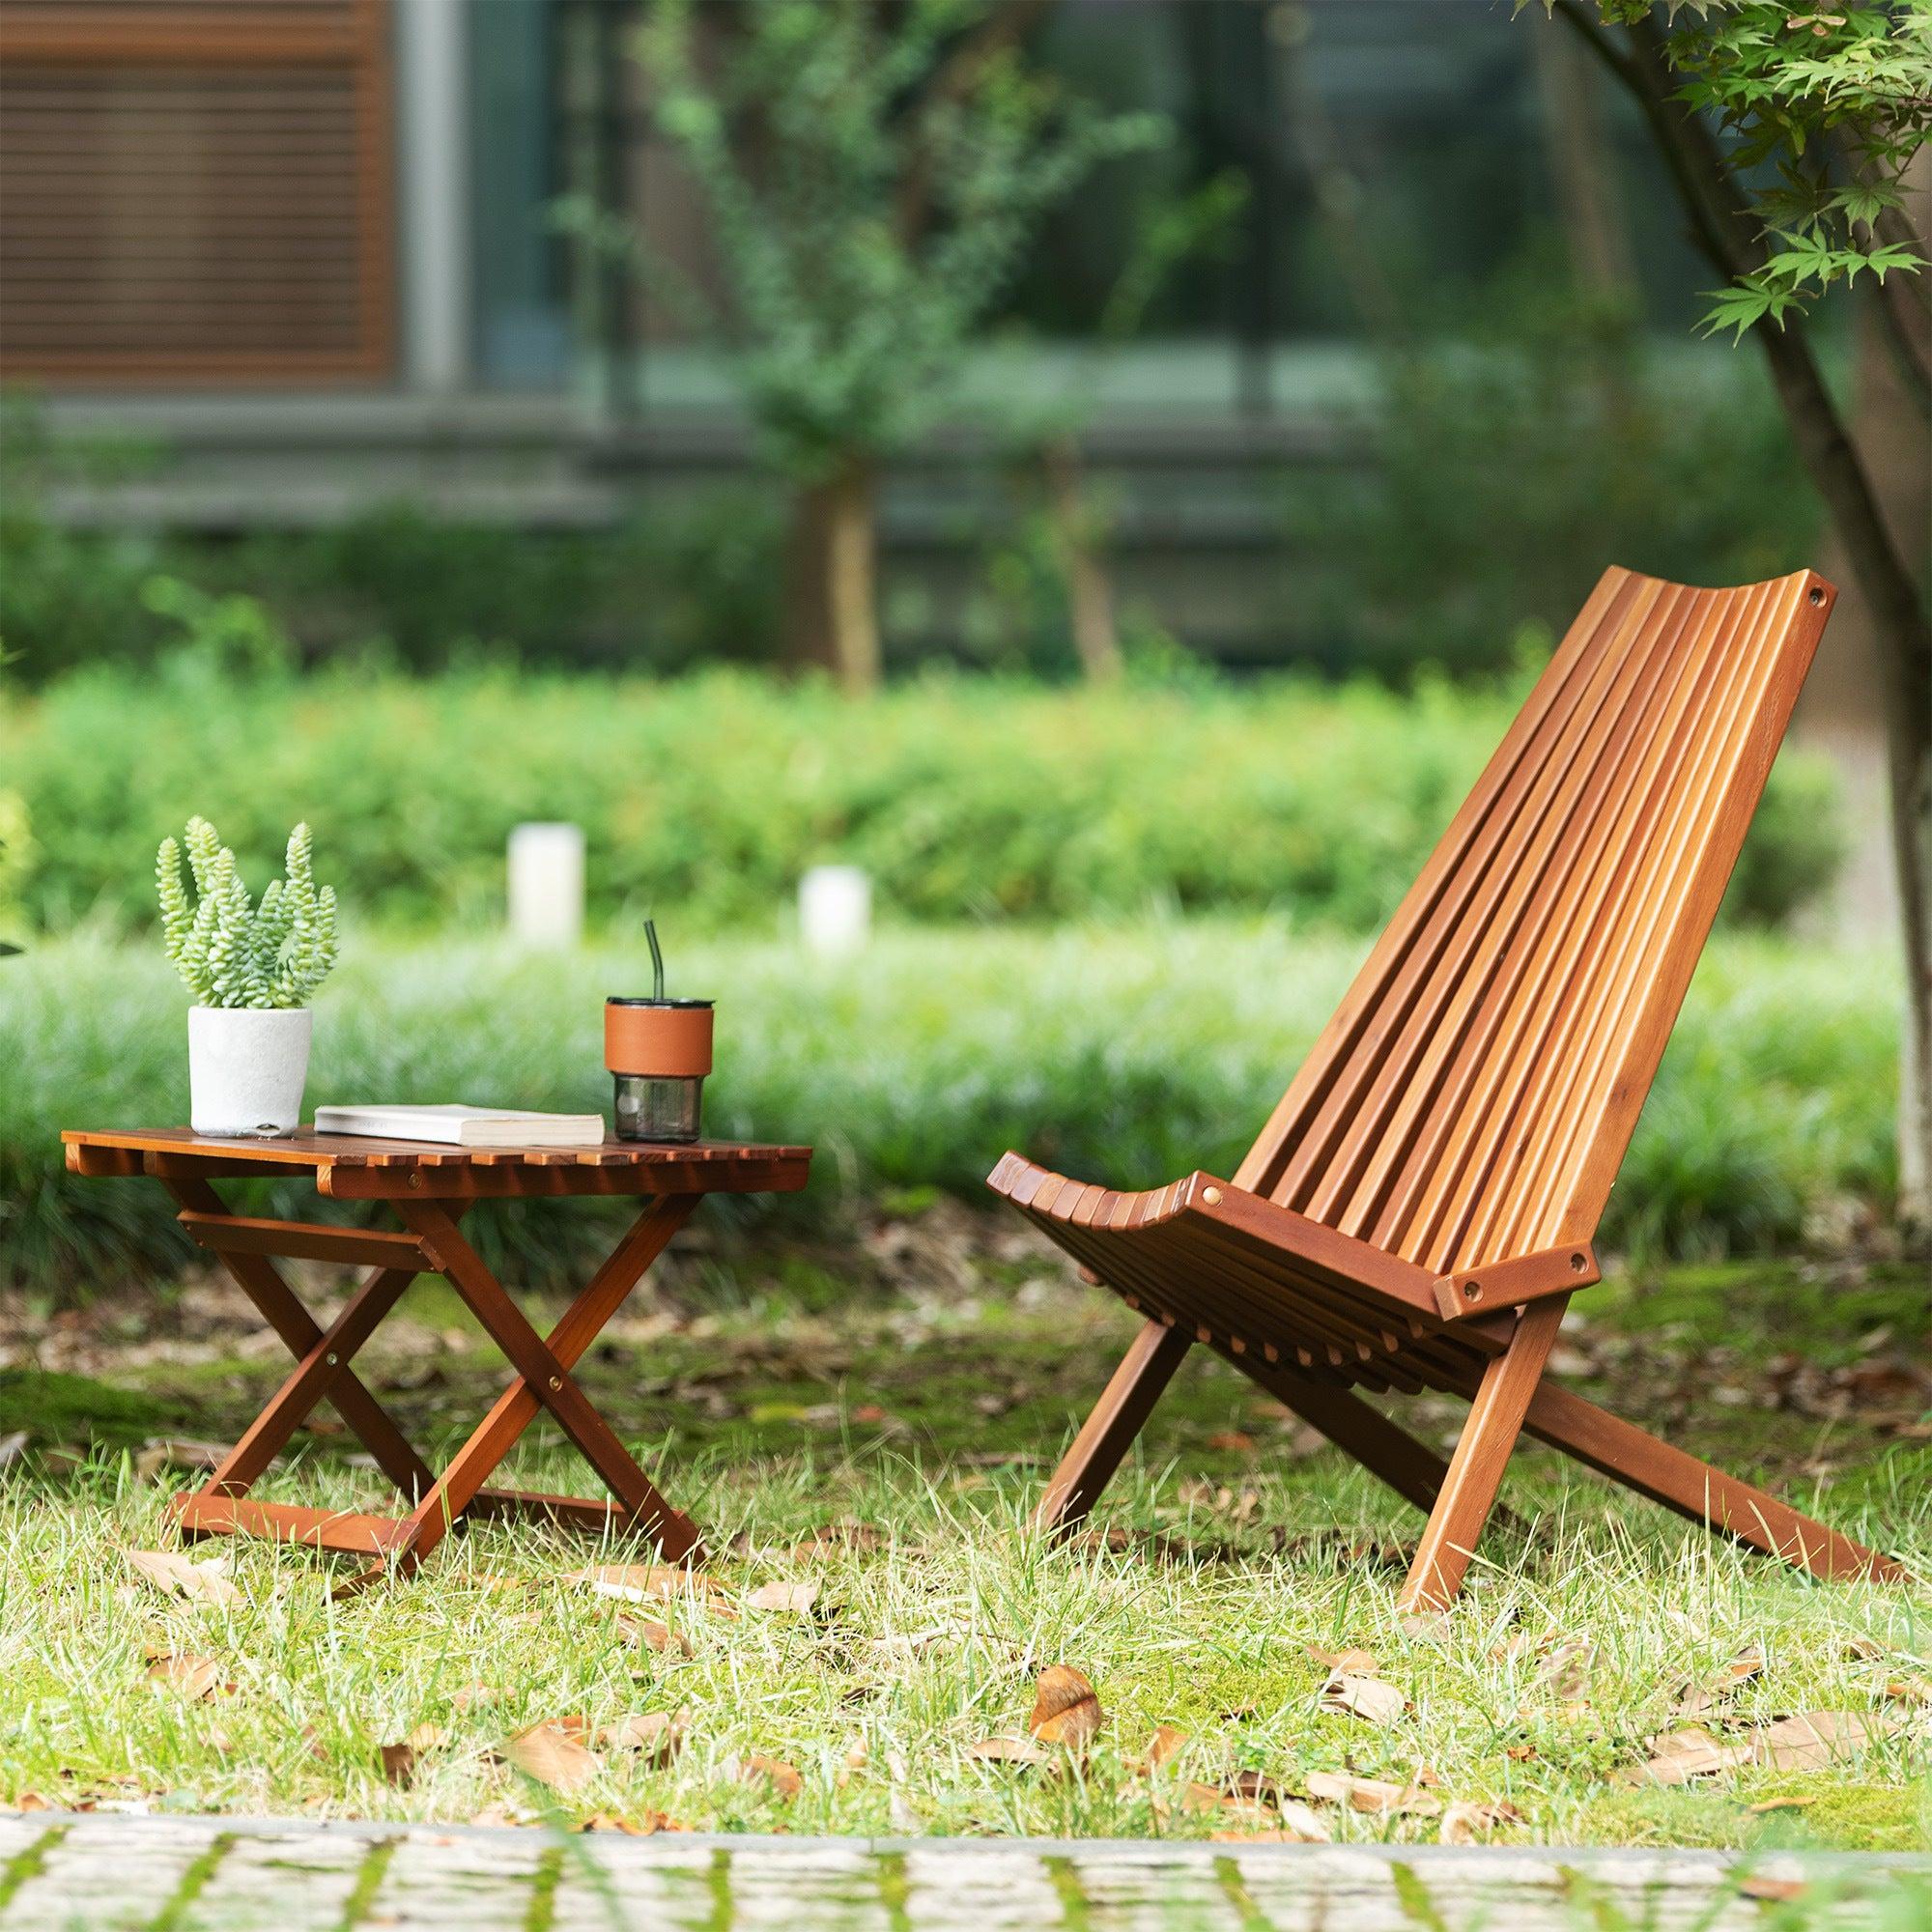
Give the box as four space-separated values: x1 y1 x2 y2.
187 1006 313 1137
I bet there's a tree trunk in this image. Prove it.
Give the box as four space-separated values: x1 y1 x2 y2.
1729 238 1932 1241
1528 18 1635 305
1039 435 1122 683
1557 4 1932 1236
784 462 881 694
1897 735 1932 1226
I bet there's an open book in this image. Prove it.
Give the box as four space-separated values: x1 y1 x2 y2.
313 1104 606 1149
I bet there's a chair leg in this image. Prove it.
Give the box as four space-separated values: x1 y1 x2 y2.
1033 1317 1193 1537
1234 1354 1450 1518
1519 1380 1905 1584
1398 1298 1567 1613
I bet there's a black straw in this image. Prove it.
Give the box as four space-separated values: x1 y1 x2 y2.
645 917 666 1002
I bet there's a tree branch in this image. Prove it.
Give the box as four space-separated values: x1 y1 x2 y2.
1864 199 1932 420
1551 2 1748 282
895 0 1054 242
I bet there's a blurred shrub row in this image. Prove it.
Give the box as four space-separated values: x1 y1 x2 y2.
0 490 785 682
0 931 1896 1298
0 651 1841 935
2 265 1816 686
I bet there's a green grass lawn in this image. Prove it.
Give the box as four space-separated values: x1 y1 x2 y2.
2 1234 1926 1853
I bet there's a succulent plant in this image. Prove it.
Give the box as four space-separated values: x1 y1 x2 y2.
156 816 337 1009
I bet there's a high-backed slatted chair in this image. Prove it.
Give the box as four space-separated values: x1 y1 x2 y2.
990 567 1903 1610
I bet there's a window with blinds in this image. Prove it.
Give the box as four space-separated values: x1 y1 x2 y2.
0 0 394 384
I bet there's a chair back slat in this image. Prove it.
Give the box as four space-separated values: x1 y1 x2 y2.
1234 567 1832 1274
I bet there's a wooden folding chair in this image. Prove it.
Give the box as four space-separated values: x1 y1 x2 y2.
991 567 1905 1609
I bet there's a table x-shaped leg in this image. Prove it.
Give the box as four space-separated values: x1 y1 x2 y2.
160 1177 701 1592
163 1176 437 1512
384 1194 702 1580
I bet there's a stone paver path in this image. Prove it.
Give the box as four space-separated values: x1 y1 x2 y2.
2 1813 1925 1931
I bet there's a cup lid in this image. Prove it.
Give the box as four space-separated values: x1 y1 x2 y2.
607 996 714 1009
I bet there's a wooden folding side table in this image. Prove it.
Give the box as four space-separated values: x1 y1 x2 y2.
62 1127 812 1590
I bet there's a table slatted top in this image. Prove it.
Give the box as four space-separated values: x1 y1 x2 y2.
63 1127 813 1198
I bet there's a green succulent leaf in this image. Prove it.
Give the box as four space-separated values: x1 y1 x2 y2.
154 816 340 1009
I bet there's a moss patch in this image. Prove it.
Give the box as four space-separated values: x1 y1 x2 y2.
0 1367 185 1448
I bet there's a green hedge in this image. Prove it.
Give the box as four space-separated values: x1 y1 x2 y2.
0 663 1841 935
0 930 1898 1300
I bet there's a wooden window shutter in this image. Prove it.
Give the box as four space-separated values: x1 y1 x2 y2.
0 0 395 384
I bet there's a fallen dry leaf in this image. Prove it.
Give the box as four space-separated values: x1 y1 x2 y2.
1030 1664 1103 1750
1304 1769 1440 1816
1670 1645 1763 1719
1533 1639 1595 1704
126 1548 242 1607
618 1616 694 1659
564 1563 722 1606
1224 1769 1286 1806
1747 1710 1883 1771
1884 1676 1931 1707
503 1719 598 1795
134 1438 233 1483
1626 1725 1748 1786
145 1654 234 1702
1177 1479 1261 1520
1439 1800 1523 1844
451 1684 499 1714
1139 1723 1188 1773
469 1803 533 1829
1319 1671 1407 1726
455 1572 524 1597
741 1754 803 1799
1213 1802 1332 1843
1206 1430 1256 1455
1182 1780 1236 1814
1739 1878 1808 1904
578 1811 641 1834
791 1521 887 1561
967 1735 1049 1764
744 1579 820 1616
1308 1646 1378 1673
379 1743 417 1788
594 1712 685 1766
1747 1795 1818 1813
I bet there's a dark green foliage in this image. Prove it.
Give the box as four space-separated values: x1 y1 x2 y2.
1579 0 1932 337
627 0 1165 480
0 661 1840 935
0 404 170 674
0 488 787 681
223 493 786 671
1294 255 1822 677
